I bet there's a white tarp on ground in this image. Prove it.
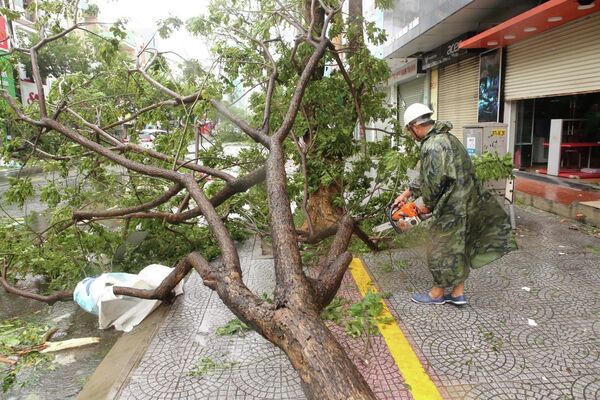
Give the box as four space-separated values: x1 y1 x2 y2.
73 264 184 332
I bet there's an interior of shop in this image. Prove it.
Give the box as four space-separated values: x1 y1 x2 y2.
514 92 600 180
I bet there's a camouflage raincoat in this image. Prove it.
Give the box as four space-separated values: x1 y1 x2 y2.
411 121 516 287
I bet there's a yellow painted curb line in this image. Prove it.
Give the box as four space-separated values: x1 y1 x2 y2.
349 258 443 400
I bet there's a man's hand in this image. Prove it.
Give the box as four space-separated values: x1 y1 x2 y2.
414 197 431 214
393 189 411 207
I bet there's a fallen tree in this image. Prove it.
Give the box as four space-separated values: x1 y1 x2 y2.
0 0 413 398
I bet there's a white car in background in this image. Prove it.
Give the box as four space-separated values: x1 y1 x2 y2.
138 132 156 149
140 125 167 136
137 126 167 149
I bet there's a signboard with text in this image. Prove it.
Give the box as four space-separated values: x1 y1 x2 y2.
388 59 424 86
19 80 49 107
422 32 477 70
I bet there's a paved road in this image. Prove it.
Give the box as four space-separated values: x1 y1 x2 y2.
0 169 86 218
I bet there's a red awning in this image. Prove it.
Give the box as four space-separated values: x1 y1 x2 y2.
459 0 599 49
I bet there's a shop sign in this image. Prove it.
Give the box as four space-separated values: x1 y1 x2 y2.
429 68 438 119
19 79 49 107
0 16 9 51
422 32 476 70
388 59 423 85
491 128 505 137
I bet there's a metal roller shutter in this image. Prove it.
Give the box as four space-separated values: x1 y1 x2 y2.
437 57 479 142
397 76 425 127
505 13 600 100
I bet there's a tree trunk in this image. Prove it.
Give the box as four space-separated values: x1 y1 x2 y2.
303 183 343 233
269 307 376 400
348 0 364 56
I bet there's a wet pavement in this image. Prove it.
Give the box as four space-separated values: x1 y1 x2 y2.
515 175 600 205
93 204 600 400
1 296 121 400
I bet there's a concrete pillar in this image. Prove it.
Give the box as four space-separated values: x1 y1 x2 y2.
547 119 563 176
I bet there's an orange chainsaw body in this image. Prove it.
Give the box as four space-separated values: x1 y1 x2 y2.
390 202 419 220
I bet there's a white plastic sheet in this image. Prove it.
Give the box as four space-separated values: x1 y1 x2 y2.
73 264 184 332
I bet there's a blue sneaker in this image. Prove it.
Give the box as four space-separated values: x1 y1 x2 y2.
444 294 467 305
410 292 446 305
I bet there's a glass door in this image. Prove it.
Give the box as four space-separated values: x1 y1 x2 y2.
515 99 534 169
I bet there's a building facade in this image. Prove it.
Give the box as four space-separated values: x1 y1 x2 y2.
381 0 600 178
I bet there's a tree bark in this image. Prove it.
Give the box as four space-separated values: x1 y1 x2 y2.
268 308 375 400
303 183 343 232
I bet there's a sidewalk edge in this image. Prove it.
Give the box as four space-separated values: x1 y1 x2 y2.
349 257 443 400
76 302 171 400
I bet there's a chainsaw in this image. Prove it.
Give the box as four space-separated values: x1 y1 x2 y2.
373 197 431 234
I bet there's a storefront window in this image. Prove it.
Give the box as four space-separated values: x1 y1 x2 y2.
515 92 600 171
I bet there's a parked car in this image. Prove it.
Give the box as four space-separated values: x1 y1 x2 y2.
140 125 167 136
138 132 156 149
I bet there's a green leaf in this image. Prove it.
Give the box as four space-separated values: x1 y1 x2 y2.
4 177 34 207
215 319 250 336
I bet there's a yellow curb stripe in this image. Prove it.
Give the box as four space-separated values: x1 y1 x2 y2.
349 258 442 400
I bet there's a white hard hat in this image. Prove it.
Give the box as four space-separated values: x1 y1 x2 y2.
404 103 434 127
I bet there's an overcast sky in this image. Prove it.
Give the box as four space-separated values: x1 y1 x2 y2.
91 0 212 64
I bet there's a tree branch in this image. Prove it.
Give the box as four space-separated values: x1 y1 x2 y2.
186 252 274 335
208 166 266 207
329 44 366 143
365 127 396 136
66 108 234 181
1 261 72 305
32 24 80 50
292 134 314 236
308 215 355 309
353 225 379 252
74 166 266 224
183 175 241 276
262 57 278 133
209 99 271 148
272 38 329 143
1 91 45 126
112 255 192 302
23 139 71 161
72 183 184 221
133 64 271 148
41 118 183 183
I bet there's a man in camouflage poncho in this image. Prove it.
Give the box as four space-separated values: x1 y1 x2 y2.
394 103 516 305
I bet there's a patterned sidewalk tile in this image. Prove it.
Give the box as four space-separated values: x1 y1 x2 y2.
118 237 410 400
362 206 600 400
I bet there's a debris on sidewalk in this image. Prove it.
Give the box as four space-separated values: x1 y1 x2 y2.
521 286 531 292
527 319 538 327
73 264 184 332
0 355 17 365
40 337 100 353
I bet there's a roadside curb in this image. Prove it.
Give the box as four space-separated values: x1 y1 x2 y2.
348 257 444 400
76 303 171 400
0 166 44 178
